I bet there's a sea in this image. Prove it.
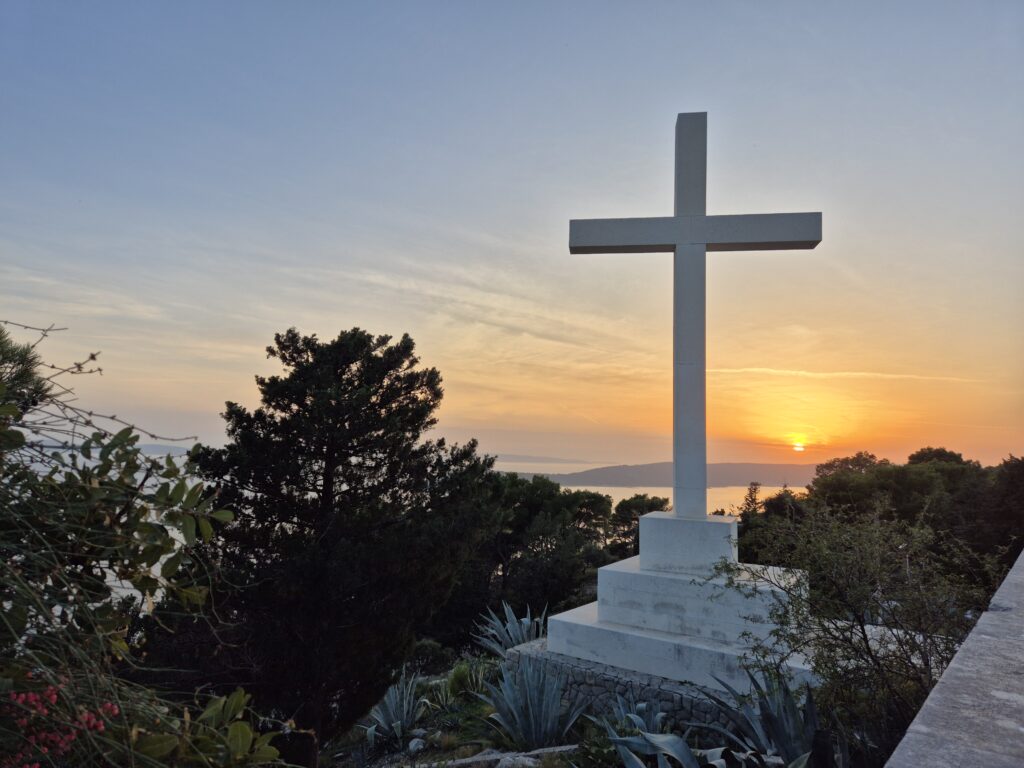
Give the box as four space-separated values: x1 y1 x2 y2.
493 458 785 512
559 485 788 512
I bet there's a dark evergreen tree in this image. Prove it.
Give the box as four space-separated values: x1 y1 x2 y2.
485 475 601 614
181 328 497 740
606 493 670 558
744 448 1023 586
907 446 968 465
423 475 614 646
812 450 888 479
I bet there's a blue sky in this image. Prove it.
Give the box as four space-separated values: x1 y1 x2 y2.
2 2 1022 466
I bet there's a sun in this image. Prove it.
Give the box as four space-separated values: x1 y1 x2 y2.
785 432 810 453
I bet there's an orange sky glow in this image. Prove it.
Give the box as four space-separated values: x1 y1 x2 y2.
2 4 1021 470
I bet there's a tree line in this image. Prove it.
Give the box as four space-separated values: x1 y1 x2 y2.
2 323 1020 766
725 448 1022 762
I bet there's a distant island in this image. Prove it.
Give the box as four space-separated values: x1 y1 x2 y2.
530 461 817 488
138 443 817 490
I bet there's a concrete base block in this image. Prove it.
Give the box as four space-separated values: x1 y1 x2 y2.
639 512 737 573
596 557 785 644
547 602 811 692
546 513 806 693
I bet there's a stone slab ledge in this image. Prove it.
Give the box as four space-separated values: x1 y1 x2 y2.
420 744 578 768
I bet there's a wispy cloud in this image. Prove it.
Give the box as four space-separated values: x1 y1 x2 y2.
708 367 980 384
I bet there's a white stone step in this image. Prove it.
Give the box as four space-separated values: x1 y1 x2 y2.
547 601 810 691
596 557 790 643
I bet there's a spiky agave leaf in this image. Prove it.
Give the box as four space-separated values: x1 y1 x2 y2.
363 670 426 750
684 671 832 764
605 724 702 768
476 656 586 750
473 602 547 657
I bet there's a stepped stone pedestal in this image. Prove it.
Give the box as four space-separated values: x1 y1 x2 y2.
543 512 810 693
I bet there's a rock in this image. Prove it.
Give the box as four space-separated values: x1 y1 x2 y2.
495 756 538 768
410 728 428 738
526 746 578 758
408 738 427 754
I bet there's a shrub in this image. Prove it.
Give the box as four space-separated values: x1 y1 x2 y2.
425 678 458 712
0 322 282 767
721 507 997 763
448 658 494 698
574 725 621 768
410 638 457 675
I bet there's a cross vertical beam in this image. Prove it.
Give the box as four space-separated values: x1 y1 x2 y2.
673 114 708 518
568 112 821 521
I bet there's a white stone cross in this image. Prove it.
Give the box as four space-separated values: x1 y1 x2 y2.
570 113 821 519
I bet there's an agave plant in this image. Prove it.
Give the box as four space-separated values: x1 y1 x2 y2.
685 673 815 763
363 671 427 750
606 726 797 768
593 691 668 735
448 657 495 697
683 672 849 767
598 673 849 768
425 678 458 712
474 602 547 657
477 656 587 750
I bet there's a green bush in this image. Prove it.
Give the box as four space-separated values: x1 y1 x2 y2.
410 638 457 675
448 659 494 698
725 505 997 764
0 326 282 767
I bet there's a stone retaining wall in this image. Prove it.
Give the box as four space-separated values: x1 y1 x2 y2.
506 639 732 730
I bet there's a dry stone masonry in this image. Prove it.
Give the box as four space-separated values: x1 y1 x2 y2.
508 639 735 731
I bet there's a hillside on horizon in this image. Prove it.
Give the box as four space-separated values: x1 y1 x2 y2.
534 461 817 488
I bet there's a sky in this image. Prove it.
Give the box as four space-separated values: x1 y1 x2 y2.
2 2 1022 469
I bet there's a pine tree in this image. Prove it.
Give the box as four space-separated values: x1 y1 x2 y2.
181 328 496 740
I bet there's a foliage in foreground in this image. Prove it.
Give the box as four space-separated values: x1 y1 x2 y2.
686 674 847 766
0 324 281 766
598 673 845 768
477 657 587 750
723 504 1000 764
606 727 807 768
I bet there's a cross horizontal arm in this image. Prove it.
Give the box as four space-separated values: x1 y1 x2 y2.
569 217 678 254
704 212 821 252
569 212 821 254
